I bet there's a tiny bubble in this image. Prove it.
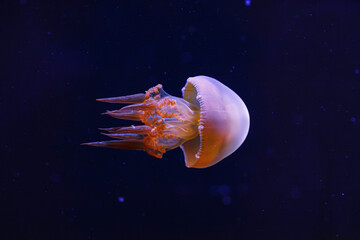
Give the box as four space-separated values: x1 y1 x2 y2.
355 69 359 75
341 193 344 196
350 117 356 123
118 196 125 203
47 31 52 35
329 48 333 53
245 0 251 7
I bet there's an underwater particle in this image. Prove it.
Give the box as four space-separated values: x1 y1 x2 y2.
181 52 193 63
188 25 197 33
245 0 251 7
222 196 232 205
290 187 302 199
50 172 62 183
218 184 230 196
118 196 125 203
355 69 359 75
350 117 356 123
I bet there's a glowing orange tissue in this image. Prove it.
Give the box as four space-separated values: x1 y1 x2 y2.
83 76 250 168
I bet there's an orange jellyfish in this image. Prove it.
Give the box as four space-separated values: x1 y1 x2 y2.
83 76 250 168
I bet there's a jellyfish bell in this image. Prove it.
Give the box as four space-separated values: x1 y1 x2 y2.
181 76 250 168
83 75 250 168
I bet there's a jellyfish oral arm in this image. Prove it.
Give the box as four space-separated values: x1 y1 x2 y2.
82 84 200 158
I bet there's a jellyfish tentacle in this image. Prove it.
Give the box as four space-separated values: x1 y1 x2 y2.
96 93 145 104
103 110 143 121
81 140 145 150
99 125 152 135
119 101 158 112
100 132 145 140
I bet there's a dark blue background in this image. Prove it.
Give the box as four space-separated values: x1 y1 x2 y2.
1 0 360 239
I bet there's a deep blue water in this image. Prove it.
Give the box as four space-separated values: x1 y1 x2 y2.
1 0 360 239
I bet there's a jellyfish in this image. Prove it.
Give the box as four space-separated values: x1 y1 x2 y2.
83 76 250 168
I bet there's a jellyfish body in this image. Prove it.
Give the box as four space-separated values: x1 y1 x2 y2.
83 76 250 168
